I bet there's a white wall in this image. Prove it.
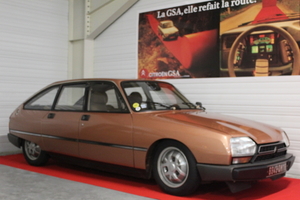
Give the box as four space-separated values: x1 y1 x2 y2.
94 0 300 177
0 0 69 153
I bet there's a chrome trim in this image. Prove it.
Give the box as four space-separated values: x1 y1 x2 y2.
277 147 288 152
252 142 287 163
133 147 147 152
257 146 276 155
78 139 138 151
10 129 77 142
258 142 286 155
10 130 42 137
9 129 148 152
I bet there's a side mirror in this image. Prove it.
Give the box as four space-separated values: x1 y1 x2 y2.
196 102 206 111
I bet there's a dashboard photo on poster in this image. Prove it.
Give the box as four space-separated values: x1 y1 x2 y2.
220 0 300 77
138 1 220 79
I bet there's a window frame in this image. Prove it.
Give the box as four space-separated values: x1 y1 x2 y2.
87 81 129 113
23 81 130 113
54 83 88 112
121 80 197 112
23 85 60 111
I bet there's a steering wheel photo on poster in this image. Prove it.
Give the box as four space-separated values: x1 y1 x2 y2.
227 24 300 77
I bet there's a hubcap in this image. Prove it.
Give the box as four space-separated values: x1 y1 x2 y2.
157 147 189 188
24 141 41 160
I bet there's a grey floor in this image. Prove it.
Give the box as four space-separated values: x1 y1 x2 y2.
0 164 155 200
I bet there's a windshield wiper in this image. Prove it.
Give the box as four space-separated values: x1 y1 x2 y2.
182 102 196 107
238 21 253 27
146 101 179 110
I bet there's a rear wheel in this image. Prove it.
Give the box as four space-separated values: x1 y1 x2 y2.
153 141 200 196
23 140 49 166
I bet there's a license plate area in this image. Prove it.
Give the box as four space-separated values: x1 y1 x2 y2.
267 162 287 177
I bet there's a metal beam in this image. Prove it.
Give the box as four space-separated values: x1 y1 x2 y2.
68 0 139 79
86 0 139 39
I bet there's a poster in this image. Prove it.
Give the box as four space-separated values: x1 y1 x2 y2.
138 0 300 79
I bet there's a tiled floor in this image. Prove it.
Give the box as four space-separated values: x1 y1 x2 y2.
0 164 154 200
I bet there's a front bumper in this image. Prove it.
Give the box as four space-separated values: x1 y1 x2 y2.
197 153 295 182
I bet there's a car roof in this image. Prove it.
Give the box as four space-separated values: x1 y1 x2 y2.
23 78 166 104
51 78 126 85
48 78 164 87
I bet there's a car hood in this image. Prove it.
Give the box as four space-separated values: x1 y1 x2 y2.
156 110 282 144
222 19 299 36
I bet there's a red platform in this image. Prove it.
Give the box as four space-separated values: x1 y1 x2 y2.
1 154 300 200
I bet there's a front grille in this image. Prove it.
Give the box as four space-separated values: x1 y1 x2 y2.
252 142 287 162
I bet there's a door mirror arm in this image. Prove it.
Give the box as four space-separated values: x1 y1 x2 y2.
196 102 206 111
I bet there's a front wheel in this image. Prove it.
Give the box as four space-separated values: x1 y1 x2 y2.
153 141 200 196
23 140 49 166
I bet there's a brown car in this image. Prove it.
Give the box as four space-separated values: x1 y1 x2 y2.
8 79 295 196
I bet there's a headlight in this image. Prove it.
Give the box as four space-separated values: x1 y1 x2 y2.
230 137 257 157
282 131 290 147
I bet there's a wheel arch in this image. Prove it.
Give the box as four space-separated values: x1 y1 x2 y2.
144 138 197 178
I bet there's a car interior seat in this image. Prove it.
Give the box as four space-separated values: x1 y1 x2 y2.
128 92 143 106
90 91 109 111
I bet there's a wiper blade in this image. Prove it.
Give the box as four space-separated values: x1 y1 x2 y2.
181 102 196 108
277 13 299 16
254 13 300 23
146 101 179 110
238 21 253 27
284 13 300 18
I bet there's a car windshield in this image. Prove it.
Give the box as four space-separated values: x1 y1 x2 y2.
238 13 300 27
161 21 173 28
122 81 197 112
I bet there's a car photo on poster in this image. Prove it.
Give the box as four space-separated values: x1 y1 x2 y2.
138 1 220 79
8 79 295 196
158 20 179 40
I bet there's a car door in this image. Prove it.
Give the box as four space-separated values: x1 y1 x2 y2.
12 86 61 148
78 81 134 167
42 83 88 157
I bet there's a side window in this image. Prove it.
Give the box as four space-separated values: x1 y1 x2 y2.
124 87 147 102
149 88 177 108
88 82 127 112
24 86 59 110
106 89 119 108
123 87 147 110
55 84 86 111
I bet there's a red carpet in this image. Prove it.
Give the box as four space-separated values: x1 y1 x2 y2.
1 154 299 200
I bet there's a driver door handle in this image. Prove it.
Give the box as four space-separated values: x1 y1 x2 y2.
47 113 55 119
81 115 90 121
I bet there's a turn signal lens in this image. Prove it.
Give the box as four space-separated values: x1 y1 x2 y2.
232 157 252 164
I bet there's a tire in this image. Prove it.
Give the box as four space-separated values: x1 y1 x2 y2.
22 140 49 166
153 141 200 196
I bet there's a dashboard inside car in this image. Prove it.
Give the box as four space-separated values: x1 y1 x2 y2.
249 32 293 65
221 30 295 76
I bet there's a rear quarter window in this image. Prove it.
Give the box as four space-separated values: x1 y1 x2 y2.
24 86 59 110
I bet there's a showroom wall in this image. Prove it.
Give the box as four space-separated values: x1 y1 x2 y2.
94 0 300 177
0 0 69 153
0 0 299 178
